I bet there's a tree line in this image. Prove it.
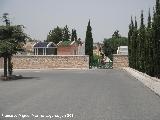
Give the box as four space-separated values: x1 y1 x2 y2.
128 0 160 78
46 25 79 44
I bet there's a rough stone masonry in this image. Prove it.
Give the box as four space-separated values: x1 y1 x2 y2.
113 54 129 68
0 55 89 69
0 54 128 69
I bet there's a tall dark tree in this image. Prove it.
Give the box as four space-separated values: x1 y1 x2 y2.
146 9 154 76
138 11 146 73
152 0 160 77
85 20 93 67
62 25 70 41
47 26 63 44
71 29 77 41
131 17 138 69
152 7 156 76
128 0 160 78
128 17 134 68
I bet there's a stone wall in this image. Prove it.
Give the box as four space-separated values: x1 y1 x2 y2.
0 58 3 69
0 55 89 69
113 54 128 68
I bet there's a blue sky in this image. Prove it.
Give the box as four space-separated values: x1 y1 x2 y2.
0 0 155 42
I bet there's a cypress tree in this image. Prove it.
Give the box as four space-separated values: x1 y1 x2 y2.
138 11 146 73
71 29 77 41
146 9 154 76
85 20 93 67
128 17 134 68
152 0 160 77
156 0 160 13
128 0 160 78
152 7 156 76
132 17 138 69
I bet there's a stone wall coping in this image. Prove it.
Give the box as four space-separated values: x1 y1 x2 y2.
113 54 128 56
0 68 89 70
13 55 89 57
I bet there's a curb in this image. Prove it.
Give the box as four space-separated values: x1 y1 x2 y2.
123 67 160 96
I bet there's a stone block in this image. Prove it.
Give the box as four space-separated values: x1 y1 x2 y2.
113 54 128 68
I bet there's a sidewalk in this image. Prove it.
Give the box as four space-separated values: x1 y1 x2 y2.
124 67 160 96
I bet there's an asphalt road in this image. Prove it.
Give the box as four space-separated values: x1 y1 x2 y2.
0 69 160 120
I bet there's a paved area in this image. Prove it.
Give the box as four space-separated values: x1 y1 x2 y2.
124 67 160 97
0 69 160 120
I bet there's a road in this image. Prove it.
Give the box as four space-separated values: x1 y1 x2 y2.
0 69 160 120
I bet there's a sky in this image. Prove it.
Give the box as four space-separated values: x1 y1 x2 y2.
0 0 155 42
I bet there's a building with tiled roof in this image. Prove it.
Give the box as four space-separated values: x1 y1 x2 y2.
33 41 57 55
57 41 78 55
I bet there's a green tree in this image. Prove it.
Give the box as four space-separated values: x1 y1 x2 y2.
85 20 93 67
152 0 160 77
71 29 77 41
146 9 154 76
103 39 113 60
92 54 101 67
62 25 70 41
0 13 27 78
47 26 63 44
103 32 128 61
128 0 160 78
2 13 12 76
131 17 138 69
138 11 146 73
128 17 134 68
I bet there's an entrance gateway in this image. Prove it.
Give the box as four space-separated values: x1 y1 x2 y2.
92 56 113 69
98 57 113 69
92 46 128 69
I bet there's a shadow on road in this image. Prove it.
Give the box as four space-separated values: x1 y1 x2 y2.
0 75 40 81
21 76 39 79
